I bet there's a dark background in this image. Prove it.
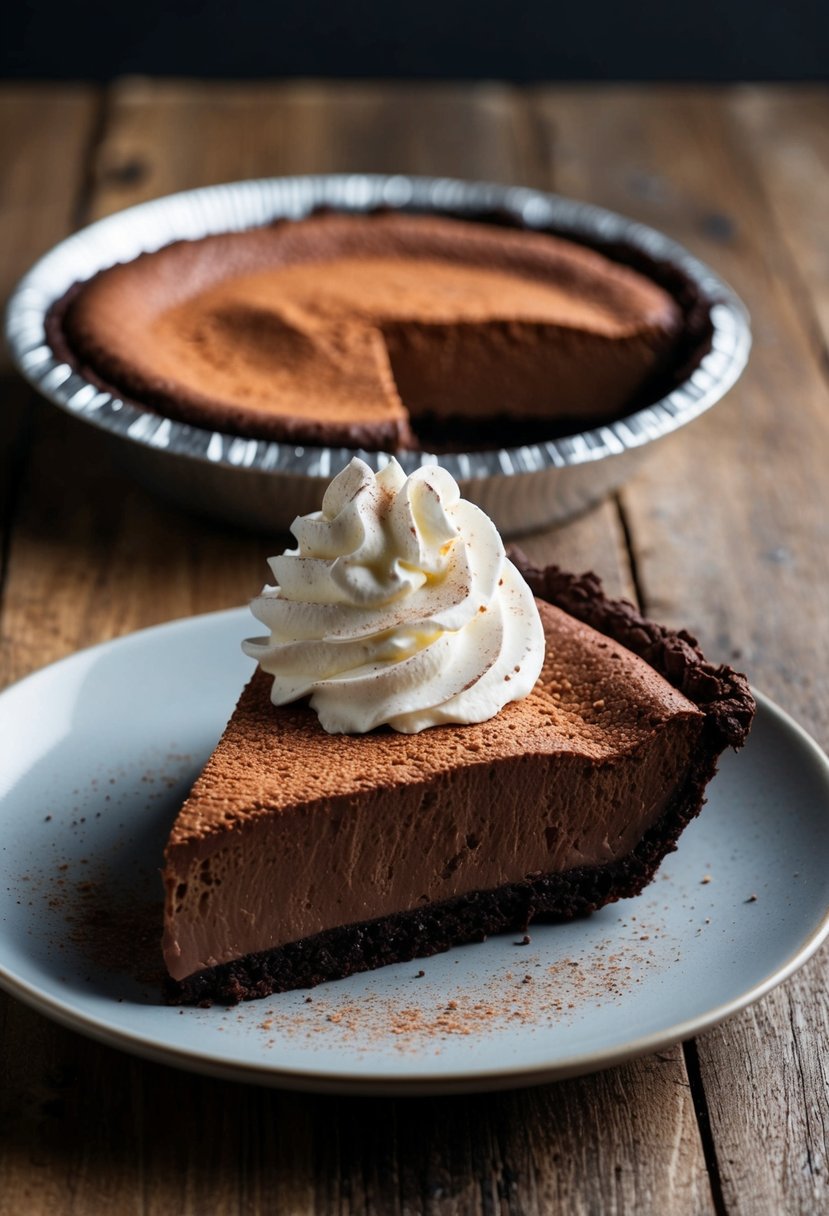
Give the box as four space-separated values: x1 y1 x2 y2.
3 0 828 80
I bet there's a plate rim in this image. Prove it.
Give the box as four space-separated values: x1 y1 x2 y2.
0 610 827 1096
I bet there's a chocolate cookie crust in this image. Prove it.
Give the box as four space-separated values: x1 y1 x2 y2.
513 557 754 751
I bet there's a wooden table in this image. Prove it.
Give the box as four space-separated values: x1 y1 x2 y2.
1 82 827 1215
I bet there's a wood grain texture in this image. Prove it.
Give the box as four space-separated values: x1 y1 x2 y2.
729 87 829 358
0 1035 714 1216
0 85 99 619
0 85 99 310
88 78 552 214
531 84 829 1216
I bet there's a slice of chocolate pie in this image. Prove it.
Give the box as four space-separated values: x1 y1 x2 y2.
161 461 753 1005
50 212 681 449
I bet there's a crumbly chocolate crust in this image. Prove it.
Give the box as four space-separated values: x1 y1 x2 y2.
513 556 754 751
165 563 754 1006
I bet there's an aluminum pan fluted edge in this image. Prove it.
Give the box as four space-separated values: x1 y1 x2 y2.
5 174 751 508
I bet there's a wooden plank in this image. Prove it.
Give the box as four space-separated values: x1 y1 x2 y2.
693 979 829 1216
88 78 551 215
531 83 829 1215
0 85 99 594
0 80 715 1215
0 82 104 1216
0 1046 714 1216
0 86 99 308
292 1054 712 1214
729 87 829 355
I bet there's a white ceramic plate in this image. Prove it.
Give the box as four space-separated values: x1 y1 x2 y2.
0 610 827 1096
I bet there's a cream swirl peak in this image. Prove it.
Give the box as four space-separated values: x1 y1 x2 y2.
242 457 545 734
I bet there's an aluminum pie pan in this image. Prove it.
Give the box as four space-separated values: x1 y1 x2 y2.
5 173 751 535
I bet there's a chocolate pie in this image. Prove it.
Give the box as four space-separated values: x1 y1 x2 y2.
50 213 682 449
162 559 754 1005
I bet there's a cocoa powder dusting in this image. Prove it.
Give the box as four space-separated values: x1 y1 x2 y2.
66 881 163 985
20 749 197 995
222 925 675 1054
42 866 163 987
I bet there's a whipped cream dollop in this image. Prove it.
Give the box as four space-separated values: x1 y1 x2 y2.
242 458 545 734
